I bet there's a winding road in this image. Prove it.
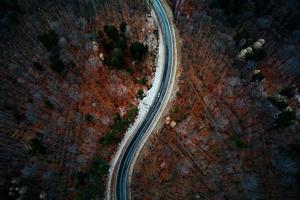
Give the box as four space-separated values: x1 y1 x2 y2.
108 0 177 199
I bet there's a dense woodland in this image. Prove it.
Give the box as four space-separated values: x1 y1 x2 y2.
133 0 299 199
1 0 299 199
0 0 157 199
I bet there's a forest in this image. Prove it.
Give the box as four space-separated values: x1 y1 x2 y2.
132 0 299 199
0 0 157 199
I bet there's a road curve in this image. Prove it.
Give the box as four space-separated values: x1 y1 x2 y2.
110 0 176 199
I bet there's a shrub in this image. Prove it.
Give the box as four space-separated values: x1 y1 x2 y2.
130 42 148 61
96 30 104 39
231 135 247 149
137 77 147 85
101 39 114 52
126 67 133 75
104 25 119 41
251 72 264 82
38 29 59 50
246 48 266 61
101 24 127 52
0 0 21 16
100 106 138 145
27 98 33 104
275 109 296 128
172 106 178 113
75 171 88 187
33 62 44 71
44 99 55 110
89 157 109 178
76 157 109 200
113 113 122 123
209 0 246 16
104 48 124 68
13 110 26 122
268 95 288 111
126 106 138 122
253 0 271 16
285 12 300 32
137 89 144 99
29 138 46 155
0 0 21 25
234 27 252 47
86 114 94 123
280 85 296 99
49 55 65 73
77 189 96 200
111 48 124 68
99 131 116 145
120 22 127 33
116 35 127 50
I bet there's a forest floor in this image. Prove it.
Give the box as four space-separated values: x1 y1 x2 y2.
132 0 300 199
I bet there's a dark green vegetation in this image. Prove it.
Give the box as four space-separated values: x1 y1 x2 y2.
100 23 148 69
210 0 288 19
268 85 297 128
137 76 147 85
275 109 296 128
246 48 266 62
130 42 148 62
29 138 46 155
231 135 247 149
38 29 59 50
251 71 264 82
268 96 288 111
101 24 127 69
219 0 245 15
0 0 21 26
280 85 296 99
13 110 26 122
104 25 120 41
234 27 251 46
120 22 127 33
44 99 55 110
171 106 178 113
37 29 68 74
76 157 109 200
268 94 297 128
104 48 125 68
86 114 94 123
137 89 144 99
210 0 246 15
49 55 65 74
33 62 44 71
100 106 138 145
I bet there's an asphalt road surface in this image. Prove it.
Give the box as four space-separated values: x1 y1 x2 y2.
114 0 175 199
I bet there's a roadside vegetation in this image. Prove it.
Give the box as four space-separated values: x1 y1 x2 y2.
75 105 138 200
100 105 138 145
100 23 148 71
76 157 109 200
